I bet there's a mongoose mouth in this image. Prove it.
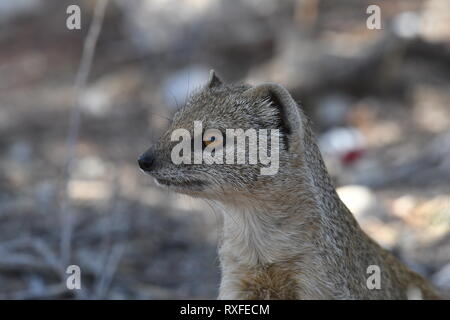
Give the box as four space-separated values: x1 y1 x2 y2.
155 177 207 189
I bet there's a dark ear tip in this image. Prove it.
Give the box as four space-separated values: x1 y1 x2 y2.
207 69 223 88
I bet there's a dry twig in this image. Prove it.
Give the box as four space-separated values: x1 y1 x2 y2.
60 0 109 270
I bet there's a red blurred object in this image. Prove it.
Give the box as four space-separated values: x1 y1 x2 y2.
340 148 365 165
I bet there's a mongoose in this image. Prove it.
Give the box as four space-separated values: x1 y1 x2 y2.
138 70 441 300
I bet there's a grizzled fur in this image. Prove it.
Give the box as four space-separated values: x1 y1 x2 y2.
140 71 441 300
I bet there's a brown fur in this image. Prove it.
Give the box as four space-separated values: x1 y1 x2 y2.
238 264 300 299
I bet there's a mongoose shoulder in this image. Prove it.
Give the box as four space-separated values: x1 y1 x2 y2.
138 70 441 300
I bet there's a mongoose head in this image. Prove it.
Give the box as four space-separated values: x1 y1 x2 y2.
139 70 307 201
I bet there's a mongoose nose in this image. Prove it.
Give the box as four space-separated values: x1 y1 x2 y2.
138 151 155 172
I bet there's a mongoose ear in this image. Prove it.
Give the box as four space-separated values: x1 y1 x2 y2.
207 69 223 88
243 83 304 153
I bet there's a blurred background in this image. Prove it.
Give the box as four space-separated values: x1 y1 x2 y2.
0 0 449 299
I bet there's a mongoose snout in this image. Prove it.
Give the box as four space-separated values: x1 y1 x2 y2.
138 149 156 172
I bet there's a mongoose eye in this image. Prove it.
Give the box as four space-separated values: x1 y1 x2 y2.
203 129 223 149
